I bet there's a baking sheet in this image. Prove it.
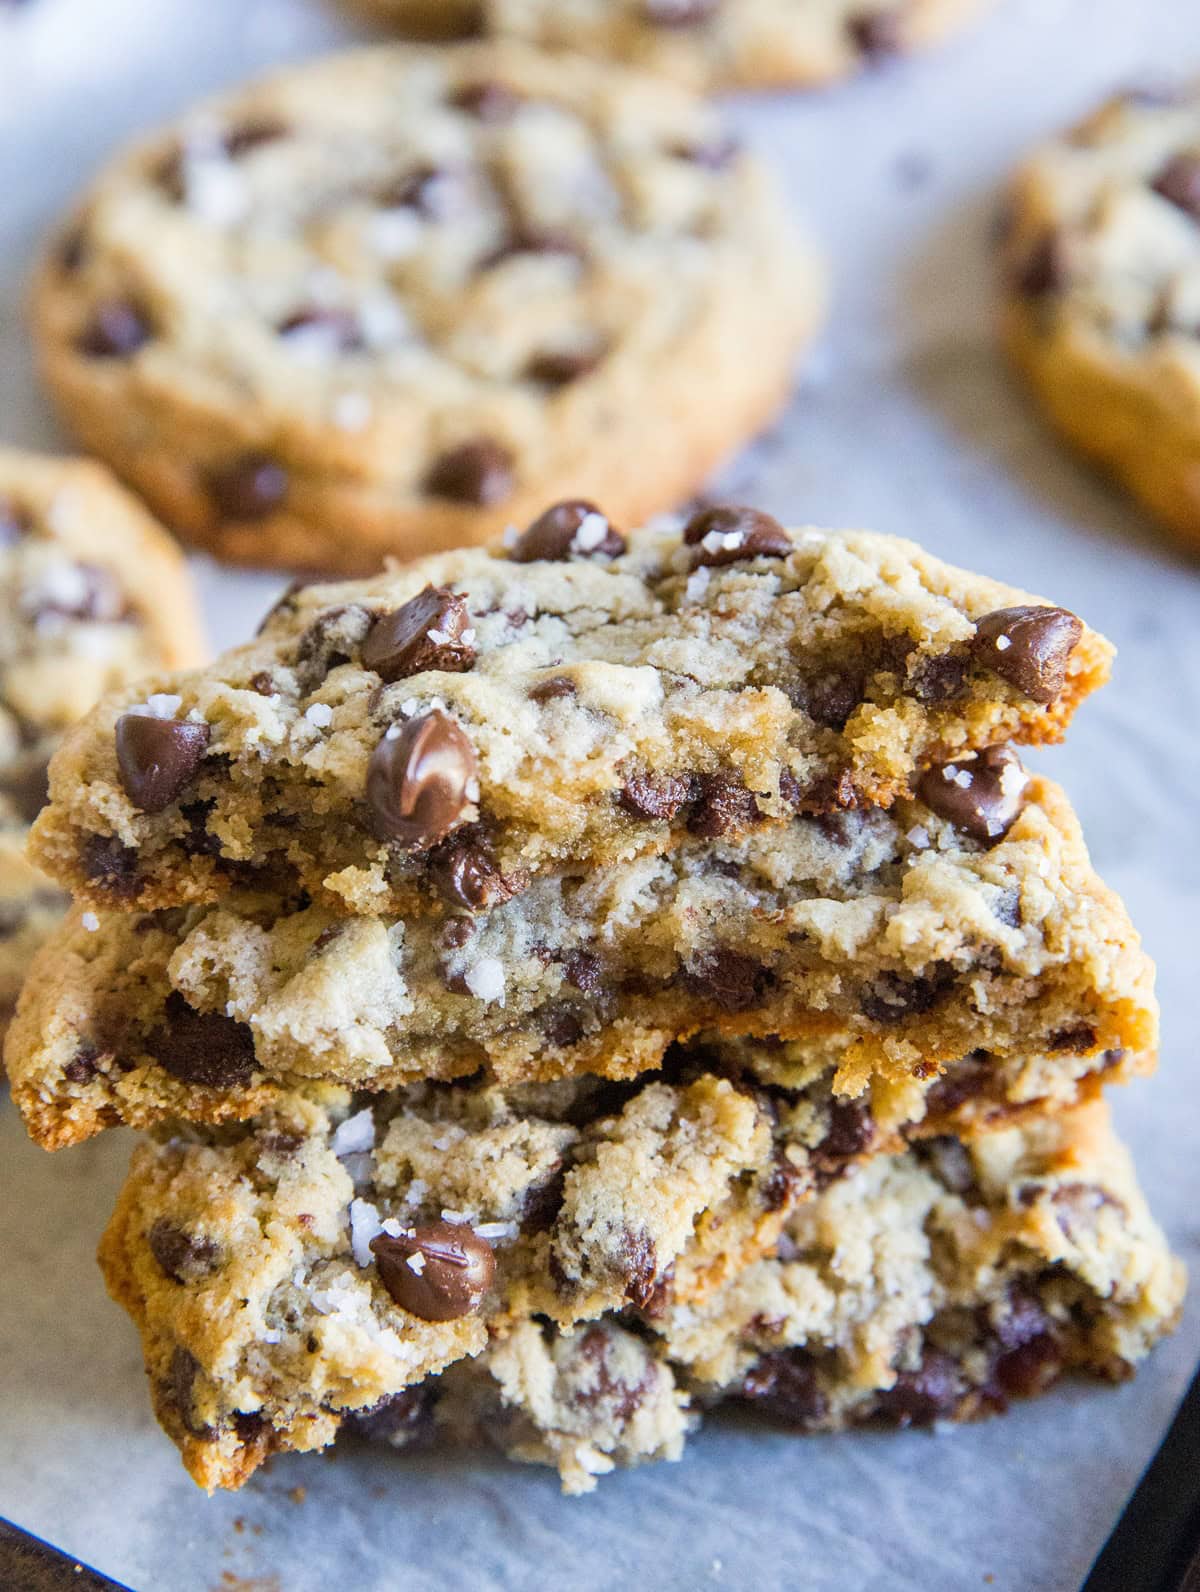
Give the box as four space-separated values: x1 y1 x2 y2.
2 1 1199 1587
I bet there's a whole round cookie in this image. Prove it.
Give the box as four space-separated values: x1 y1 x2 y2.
0 449 205 1030
33 42 823 576
1000 85 1200 550
348 0 993 95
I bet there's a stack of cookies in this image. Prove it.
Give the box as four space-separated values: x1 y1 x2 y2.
4 501 1183 1492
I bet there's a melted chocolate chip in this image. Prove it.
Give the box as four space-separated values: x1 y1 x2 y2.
82 834 140 898
575 1326 654 1421
208 455 289 521
683 948 773 1013
687 773 761 838
450 81 520 121
371 1221 495 1321
848 11 904 59
277 306 363 352
1013 231 1068 297
509 499 624 562
115 714 210 813
366 710 477 850
909 649 970 704
78 299 153 357
520 1164 568 1234
618 1229 660 1309
642 0 718 24
63 1045 104 1084
148 1218 221 1284
916 744 1029 846
363 587 476 681
682 504 791 568
860 968 952 1025
618 773 696 822
740 1351 829 1428
525 346 604 387
165 1347 209 1437
429 832 513 911
818 1099 875 1162
799 672 862 731
874 1349 963 1426
344 1385 439 1447
423 439 514 506
1047 1022 1097 1055
760 1152 801 1213
993 1334 1062 1399
563 950 602 996
1151 154 1200 222
540 1003 584 1048
971 605 1082 703
145 992 256 1088
296 603 372 677
528 675 577 703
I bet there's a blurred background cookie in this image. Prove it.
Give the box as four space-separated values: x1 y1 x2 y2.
32 41 824 574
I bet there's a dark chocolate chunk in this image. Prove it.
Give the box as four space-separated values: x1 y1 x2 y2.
818 1099 875 1162
916 744 1029 846
78 299 153 357
682 948 772 1013
909 649 970 704
208 455 289 521
860 968 952 1025
1151 154 1200 222
423 438 514 506
165 1347 210 1437
145 992 257 1088
618 1229 660 1309
618 773 695 822
343 1385 439 1448
82 834 141 898
148 1218 221 1284
799 672 862 731
682 504 791 568
740 1350 829 1428
115 713 210 813
366 710 477 850
371 1221 495 1321
687 772 761 838
1047 1022 1097 1055
509 499 624 562
971 604 1082 703
874 1349 963 1426
363 587 476 681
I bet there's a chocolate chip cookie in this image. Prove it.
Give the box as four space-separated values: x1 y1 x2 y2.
0 449 204 1031
97 1096 1181 1491
26 512 1111 922
350 0 994 96
7 770 1155 1147
1000 84 1200 550
31 42 822 574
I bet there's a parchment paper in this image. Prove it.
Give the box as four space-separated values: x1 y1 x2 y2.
2 1 1198 1586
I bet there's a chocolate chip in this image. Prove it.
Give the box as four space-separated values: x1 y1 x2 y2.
1151 154 1200 222
618 1230 659 1309
916 744 1029 846
1013 231 1068 298
250 671 277 696
740 1351 829 1428
451 80 520 119
563 950 603 996
377 164 460 219
423 439 514 506
683 948 773 1013
922 1052 991 1117
520 1164 568 1234
145 991 256 1088
1050 1182 1120 1243
223 117 289 158
909 649 970 704
529 675 577 703
208 455 288 521
371 1221 495 1321
166 1347 210 1437
642 0 718 25
682 505 791 569
82 834 140 897
429 832 513 911
363 587 476 682
276 306 363 351
971 605 1082 703
575 1325 654 1421
1047 1022 1097 1055
115 713 210 813
297 603 373 677
344 1385 439 1448
687 772 761 838
509 500 624 562
818 1099 875 1162
78 299 153 357
367 710 477 851
760 1152 801 1213
993 1334 1062 1399
148 1219 220 1284
540 1004 584 1049
799 672 862 731
860 968 952 1024
618 773 695 822
848 11 904 59
525 346 604 387
874 1349 962 1426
